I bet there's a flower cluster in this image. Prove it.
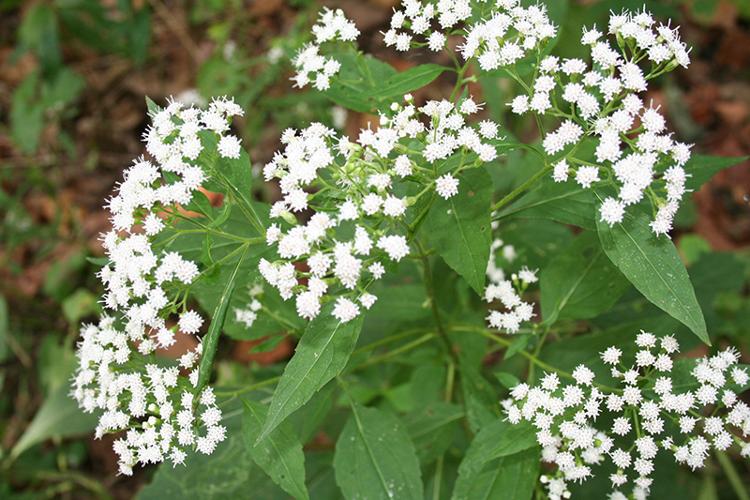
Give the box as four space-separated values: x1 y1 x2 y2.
73 97 244 474
234 282 265 328
383 0 471 52
509 9 692 235
484 237 537 333
503 332 750 499
260 95 500 322
460 0 556 71
292 8 359 90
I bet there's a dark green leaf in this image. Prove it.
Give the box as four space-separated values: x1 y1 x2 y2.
242 400 309 500
461 447 540 500
541 232 629 323
684 154 748 191
373 64 447 99
423 168 493 295
596 205 709 344
333 404 423 500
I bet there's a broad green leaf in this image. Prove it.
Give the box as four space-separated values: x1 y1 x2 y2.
596 205 709 344
18 4 61 69
258 308 364 441
138 403 286 499
333 404 423 500
324 52 397 112
10 380 97 459
451 327 498 431
462 447 540 500
541 232 629 323
496 176 597 230
242 400 309 500
196 246 248 393
684 154 748 191
452 420 537 500
373 64 447 99
405 401 463 464
423 168 493 295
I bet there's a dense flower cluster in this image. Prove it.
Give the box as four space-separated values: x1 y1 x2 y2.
503 332 750 499
383 0 471 52
460 0 556 70
73 97 244 474
484 237 537 333
508 9 692 235
292 8 359 90
260 95 500 322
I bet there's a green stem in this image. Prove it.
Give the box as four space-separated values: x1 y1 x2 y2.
491 162 552 212
716 451 750 500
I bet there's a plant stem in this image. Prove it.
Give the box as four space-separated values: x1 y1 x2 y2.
491 162 552 213
716 451 750 500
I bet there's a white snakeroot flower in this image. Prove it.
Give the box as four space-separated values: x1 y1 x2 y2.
332 297 360 323
218 135 241 159
436 174 459 199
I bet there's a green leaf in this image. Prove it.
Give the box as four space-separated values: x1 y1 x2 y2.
684 154 748 191
10 71 44 153
497 175 597 230
333 404 423 500
196 246 248 393
452 420 537 500
596 205 709 344
541 232 629 323
423 167 493 295
460 447 540 500
323 52 397 113
258 308 364 441
10 379 97 459
242 400 309 500
18 4 61 70
405 401 464 464
372 64 447 99
0 295 8 363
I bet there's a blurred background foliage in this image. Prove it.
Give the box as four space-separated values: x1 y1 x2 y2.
0 0 749 498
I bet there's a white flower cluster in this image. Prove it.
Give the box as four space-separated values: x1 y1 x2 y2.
234 282 264 328
503 332 750 499
74 97 244 474
384 0 471 52
509 9 692 235
292 8 359 90
261 96 500 323
484 238 537 333
460 0 556 71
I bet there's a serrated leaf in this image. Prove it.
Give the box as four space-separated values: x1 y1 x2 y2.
333 404 423 500
541 231 629 323
242 400 309 500
423 168 492 295
684 154 748 191
596 205 709 344
452 420 537 500
258 308 364 441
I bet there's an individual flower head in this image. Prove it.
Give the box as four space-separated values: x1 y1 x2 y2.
484 238 537 334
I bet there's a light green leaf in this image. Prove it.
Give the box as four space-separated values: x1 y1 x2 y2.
373 64 447 99
684 154 748 191
596 205 709 344
541 232 629 323
333 404 423 500
10 379 97 459
452 420 537 500
424 168 493 295
242 400 309 500
258 308 364 441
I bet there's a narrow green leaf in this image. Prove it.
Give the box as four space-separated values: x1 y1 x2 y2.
596 206 709 344
11 380 97 459
258 308 364 441
684 154 748 191
196 246 248 392
541 232 629 323
424 168 493 295
242 400 309 500
452 420 537 500
333 404 423 500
